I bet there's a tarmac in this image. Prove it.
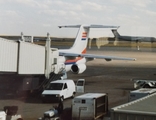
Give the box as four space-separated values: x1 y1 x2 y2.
0 46 156 120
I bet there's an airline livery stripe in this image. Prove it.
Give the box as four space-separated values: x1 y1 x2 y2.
83 32 87 34
65 57 83 65
81 32 87 40
82 32 87 35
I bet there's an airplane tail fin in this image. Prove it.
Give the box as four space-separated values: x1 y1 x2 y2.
112 29 120 46
59 25 119 54
69 25 89 54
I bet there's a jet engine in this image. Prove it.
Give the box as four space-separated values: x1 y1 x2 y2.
71 64 86 74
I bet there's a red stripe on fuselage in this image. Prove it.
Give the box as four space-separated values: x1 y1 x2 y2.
65 48 86 64
65 57 82 64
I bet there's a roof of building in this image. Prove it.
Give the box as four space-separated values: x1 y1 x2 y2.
111 92 156 115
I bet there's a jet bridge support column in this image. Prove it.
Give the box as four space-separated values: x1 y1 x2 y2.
45 33 51 79
21 32 24 41
45 33 60 79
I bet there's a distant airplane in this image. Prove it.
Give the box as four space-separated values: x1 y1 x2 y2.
112 29 156 50
58 24 136 74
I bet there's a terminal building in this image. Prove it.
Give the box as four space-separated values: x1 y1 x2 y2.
111 92 156 120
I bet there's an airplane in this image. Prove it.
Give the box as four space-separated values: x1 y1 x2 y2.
112 29 156 50
57 24 136 74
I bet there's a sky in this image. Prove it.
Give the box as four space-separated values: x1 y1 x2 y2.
0 0 156 38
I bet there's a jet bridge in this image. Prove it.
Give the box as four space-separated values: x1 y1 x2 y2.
0 33 65 93
0 33 62 78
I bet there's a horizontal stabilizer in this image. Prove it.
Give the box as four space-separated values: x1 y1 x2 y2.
58 25 81 28
59 24 120 29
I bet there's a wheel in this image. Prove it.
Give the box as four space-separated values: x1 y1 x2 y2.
71 92 75 98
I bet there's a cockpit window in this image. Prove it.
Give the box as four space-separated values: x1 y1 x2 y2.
46 83 63 90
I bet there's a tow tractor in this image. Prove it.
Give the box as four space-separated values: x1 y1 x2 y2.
38 108 60 120
38 100 63 120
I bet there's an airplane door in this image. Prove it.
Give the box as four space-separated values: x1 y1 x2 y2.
76 79 85 93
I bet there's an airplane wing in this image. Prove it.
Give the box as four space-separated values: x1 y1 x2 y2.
59 52 136 61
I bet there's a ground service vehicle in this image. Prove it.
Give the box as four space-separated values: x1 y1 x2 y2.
42 80 76 102
72 93 108 120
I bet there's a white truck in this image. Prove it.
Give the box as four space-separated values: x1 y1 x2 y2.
42 79 85 102
42 80 76 102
